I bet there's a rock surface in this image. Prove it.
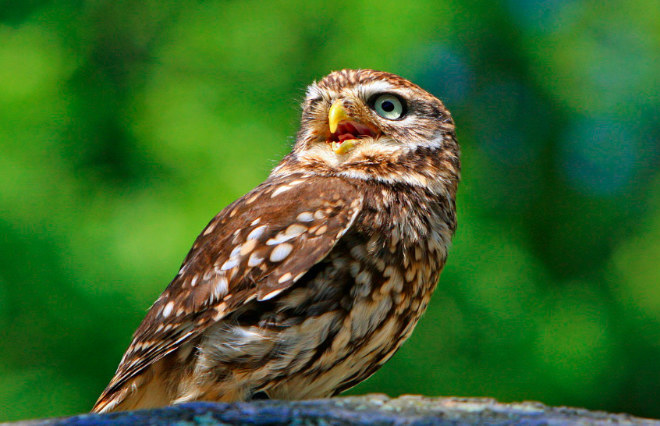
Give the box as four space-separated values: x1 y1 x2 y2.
13 394 659 425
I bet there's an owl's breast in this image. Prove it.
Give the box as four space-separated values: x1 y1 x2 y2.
263 230 445 399
295 184 454 393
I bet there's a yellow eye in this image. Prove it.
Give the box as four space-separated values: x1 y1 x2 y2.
372 94 405 120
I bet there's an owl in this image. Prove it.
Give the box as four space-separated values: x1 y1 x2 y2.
92 69 460 413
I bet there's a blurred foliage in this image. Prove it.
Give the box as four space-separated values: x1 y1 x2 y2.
0 0 658 421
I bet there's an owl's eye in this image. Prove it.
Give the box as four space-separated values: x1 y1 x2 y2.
371 94 406 120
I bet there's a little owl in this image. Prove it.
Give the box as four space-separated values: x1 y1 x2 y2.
93 69 460 413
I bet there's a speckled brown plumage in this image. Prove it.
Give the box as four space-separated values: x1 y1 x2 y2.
92 69 460 413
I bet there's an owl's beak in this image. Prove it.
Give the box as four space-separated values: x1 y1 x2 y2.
328 101 349 134
327 100 378 155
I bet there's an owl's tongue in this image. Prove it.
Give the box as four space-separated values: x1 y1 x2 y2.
337 132 356 142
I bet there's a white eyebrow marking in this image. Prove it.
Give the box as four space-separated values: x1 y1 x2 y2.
305 83 323 101
360 80 396 99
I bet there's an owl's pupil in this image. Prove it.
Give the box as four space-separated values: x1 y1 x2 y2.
381 101 395 112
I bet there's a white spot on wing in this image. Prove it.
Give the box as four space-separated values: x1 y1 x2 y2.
278 272 293 283
261 288 285 300
266 232 296 245
271 185 292 197
285 224 307 237
248 252 264 267
270 243 293 262
296 212 314 222
247 225 267 241
221 258 239 271
230 245 242 259
240 238 258 255
203 222 216 235
162 301 174 318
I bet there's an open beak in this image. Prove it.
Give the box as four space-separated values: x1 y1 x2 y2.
327 100 378 154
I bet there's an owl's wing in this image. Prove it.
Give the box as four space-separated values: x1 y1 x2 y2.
93 174 363 412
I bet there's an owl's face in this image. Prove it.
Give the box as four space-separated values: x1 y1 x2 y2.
292 69 455 164
272 69 459 194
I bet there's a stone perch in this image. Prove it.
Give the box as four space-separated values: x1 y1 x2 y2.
13 395 658 425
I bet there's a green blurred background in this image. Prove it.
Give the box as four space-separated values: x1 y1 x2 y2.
1 0 659 421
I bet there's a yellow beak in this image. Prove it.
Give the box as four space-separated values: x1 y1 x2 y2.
328 100 349 134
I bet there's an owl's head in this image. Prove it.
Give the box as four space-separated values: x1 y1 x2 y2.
275 69 459 192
